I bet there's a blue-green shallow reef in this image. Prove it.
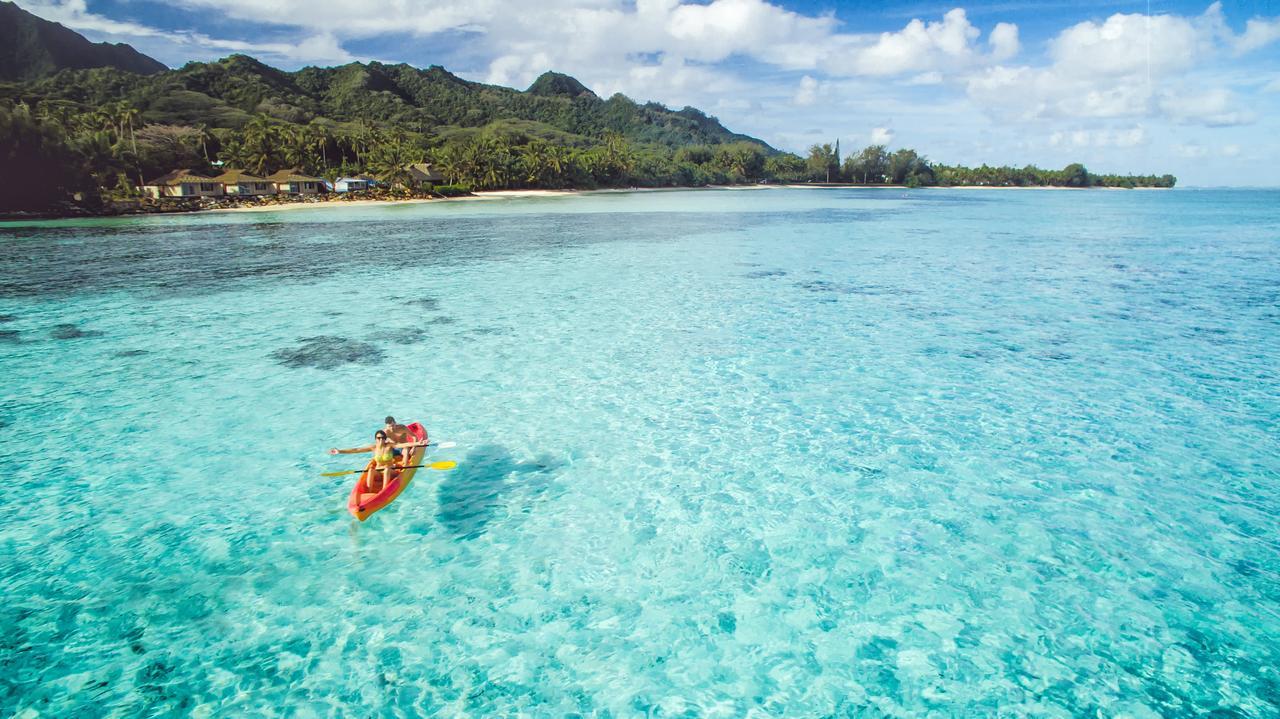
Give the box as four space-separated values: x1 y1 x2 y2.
1 188 1277 717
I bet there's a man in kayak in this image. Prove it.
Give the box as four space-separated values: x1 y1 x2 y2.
329 416 424 467
382 416 421 465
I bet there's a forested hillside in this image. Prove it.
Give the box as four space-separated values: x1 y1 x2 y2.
6 54 766 150
0 2 166 81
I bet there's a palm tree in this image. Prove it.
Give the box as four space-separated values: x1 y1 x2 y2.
120 104 140 160
278 125 309 170
308 122 332 170
518 141 551 187
193 123 212 164
472 136 512 189
598 132 635 184
241 115 276 175
429 145 457 185
545 145 570 187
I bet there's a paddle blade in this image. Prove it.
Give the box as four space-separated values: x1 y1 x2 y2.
321 469 360 477
434 441 457 449
428 461 457 470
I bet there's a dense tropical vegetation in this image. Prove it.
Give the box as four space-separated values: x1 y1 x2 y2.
0 3 1174 214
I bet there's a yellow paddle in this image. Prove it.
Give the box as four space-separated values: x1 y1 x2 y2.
322 460 457 477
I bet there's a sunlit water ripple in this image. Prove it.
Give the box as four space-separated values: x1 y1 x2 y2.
1 188 1277 717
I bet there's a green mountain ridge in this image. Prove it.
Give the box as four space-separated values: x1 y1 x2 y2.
527 72 598 100
0 1 768 152
5 53 769 151
0 1 167 81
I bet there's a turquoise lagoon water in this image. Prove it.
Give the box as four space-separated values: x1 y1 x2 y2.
1 187 1278 717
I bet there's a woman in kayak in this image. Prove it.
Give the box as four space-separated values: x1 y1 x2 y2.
330 431 423 494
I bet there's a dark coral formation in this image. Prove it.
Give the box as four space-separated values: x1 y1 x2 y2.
270 336 385 370
50 323 104 339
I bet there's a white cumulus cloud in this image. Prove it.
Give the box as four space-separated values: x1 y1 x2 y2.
19 0 355 64
1234 15 1280 54
1049 11 1204 78
965 4 1274 129
1049 126 1147 148
793 75 820 106
988 22 1019 61
1159 86 1256 127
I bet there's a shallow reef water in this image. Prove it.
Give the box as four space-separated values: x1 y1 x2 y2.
0 187 1278 716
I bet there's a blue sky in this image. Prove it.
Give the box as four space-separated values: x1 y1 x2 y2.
18 0 1280 185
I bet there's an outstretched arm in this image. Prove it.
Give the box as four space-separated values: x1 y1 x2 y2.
329 444 375 455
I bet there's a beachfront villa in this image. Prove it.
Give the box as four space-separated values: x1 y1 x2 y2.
215 169 276 196
140 169 224 198
329 176 371 193
266 168 325 195
404 163 444 189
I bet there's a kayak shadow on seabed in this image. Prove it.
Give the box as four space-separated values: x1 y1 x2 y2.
431 444 567 540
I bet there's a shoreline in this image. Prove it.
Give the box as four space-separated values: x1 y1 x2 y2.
785 183 1171 191
1 183 1177 221
211 189 583 213
211 183 1171 216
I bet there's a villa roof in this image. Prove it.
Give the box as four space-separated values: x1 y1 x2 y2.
266 168 323 182
145 169 215 186
214 169 269 183
408 163 444 182
335 176 369 183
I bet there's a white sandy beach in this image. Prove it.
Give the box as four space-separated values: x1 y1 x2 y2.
211 189 578 213
205 182 1169 215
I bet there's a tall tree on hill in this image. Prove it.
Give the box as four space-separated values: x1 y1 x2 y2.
806 143 838 182
192 123 212 163
307 122 331 169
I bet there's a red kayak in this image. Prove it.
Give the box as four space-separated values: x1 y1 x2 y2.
347 422 427 521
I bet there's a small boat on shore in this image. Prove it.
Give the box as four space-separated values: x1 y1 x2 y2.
347 422 427 521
